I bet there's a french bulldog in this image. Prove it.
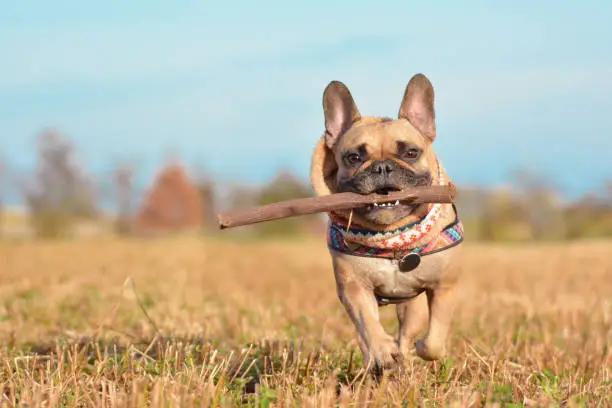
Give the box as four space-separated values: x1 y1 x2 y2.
310 74 463 375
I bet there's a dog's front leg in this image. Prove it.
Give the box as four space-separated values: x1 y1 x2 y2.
332 258 402 374
415 284 457 361
396 293 429 357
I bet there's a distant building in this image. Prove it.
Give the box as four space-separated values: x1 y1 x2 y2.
135 163 204 234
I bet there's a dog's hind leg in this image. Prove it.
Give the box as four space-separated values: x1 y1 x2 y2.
415 284 457 361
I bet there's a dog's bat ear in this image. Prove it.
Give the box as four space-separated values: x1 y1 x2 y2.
323 81 361 149
399 73 436 142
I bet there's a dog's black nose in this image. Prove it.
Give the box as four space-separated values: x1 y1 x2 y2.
370 160 394 176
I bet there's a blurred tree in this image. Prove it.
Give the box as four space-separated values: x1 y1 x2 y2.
135 162 203 235
226 185 260 211
564 186 612 239
479 189 530 241
113 163 135 235
605 181 612 203
191 165 217 233
197 181 216 231
453 186 491 240
23 130 98 238
253 170 315 237
512 170 566 240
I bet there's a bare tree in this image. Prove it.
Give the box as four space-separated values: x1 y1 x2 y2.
24 129 98 238
191 165 217 232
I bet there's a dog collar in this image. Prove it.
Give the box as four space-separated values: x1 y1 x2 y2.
328 201 443 250
327 205 464 262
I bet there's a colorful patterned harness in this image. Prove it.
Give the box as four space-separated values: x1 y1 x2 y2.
327 204 464 306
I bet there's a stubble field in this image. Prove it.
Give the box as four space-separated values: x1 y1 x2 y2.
0 236 610 407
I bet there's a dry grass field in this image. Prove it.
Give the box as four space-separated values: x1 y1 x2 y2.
0 236 610 407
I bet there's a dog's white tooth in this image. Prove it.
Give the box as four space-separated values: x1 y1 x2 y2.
395 200 400 205
374 203 378 207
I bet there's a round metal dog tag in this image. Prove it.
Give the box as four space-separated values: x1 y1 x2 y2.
399 253 421 272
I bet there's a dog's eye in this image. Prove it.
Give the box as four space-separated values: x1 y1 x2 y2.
403 149 420 160
345 153 362 167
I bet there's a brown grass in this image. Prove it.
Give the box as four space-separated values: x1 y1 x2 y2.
0 236 610 407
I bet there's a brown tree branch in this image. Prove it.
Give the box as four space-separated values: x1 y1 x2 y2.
217 183 456 230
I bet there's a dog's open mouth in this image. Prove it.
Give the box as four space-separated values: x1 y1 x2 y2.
364 201 414 213
361 187 414 213
366 199 401 210
349 180 432 224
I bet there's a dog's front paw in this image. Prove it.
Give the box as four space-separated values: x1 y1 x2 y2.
415 339 445 361
367 336 403 376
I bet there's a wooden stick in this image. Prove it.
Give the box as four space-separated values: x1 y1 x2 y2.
217 183 456 230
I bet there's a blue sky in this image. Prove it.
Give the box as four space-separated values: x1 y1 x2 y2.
1 0 611 204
